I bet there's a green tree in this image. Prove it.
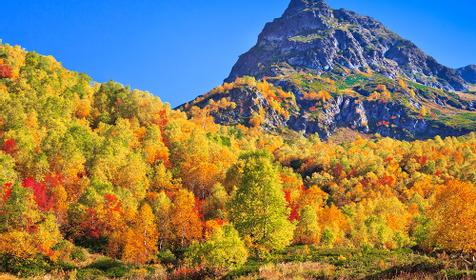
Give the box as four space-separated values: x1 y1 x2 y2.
0 183 62 258
228 151 294 252
91 81 138 127
294 205 320 245
0 183 41 231
0 152 17 183
203 183 229 220
186 224 248 270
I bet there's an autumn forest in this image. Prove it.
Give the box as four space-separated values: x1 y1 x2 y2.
0 35 475 280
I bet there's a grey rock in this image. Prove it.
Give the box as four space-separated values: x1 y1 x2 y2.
183 84 471 141
226 0 468 91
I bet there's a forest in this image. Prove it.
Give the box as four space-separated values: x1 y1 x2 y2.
0 43 476 279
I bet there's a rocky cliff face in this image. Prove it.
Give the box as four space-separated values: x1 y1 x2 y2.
183 74 474 140
181 0 476 140
226 0 468 91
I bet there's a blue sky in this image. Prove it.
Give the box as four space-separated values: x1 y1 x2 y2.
1 0 475 107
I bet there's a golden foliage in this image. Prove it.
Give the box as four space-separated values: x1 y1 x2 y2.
171 189 202 247
427 180 476 253
303 90 332 102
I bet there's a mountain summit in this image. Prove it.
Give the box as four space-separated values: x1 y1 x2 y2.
227 0 467 91
284 0 332 17
182 0 475 140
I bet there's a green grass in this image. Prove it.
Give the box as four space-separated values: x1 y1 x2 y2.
2 247 475 279
335 23 355 32
439 112 476 130
86 258 131 278
340 74 369 89
288 34 323 43
226 246 476 279
408 81 429 91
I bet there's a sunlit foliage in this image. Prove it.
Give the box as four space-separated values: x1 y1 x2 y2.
0 42 475 273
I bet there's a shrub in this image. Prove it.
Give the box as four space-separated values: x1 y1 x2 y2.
70 246 89 262
0 254 53 277
158 249 176 265
87 257 130 278
170 266 219 280
139 264 168 280
76 268 107 280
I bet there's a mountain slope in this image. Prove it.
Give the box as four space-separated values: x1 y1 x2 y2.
181 0 476 140
226 0 468 92
457 65 476 84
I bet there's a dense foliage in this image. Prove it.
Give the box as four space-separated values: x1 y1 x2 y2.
0 43 476 278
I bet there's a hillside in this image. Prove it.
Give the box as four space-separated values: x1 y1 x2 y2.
1 40 476 279
181 0 476 140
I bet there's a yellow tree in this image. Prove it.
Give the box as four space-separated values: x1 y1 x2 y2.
294 205 320 245
152 192 174 250
427 180 476 253
171 189 202 247
122 203 158 264
317 90 332 102
299 185 328 210
318 205 350 247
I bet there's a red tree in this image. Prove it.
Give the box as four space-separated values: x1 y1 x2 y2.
44 173 63 188
2 139 17 155
80 208 102 238
0 64 13 79
104 193 122 212
284 190 300 221
22 177 54 211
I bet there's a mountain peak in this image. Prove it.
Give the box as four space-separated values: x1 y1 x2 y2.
284 0 331 17
226 0 468 91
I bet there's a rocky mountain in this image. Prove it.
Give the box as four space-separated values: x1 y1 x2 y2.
226 0 470 92
180 0 476 140
457 65 476 84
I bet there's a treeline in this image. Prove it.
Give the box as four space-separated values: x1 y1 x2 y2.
0 43 475 274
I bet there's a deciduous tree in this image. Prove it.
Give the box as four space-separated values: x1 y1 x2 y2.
427 180 476 253
228 151 295 252
171 189 202 248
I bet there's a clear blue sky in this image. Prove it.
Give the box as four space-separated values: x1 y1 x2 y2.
1 0 475 107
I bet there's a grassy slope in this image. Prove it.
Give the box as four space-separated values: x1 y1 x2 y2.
3 246 475 279
230 246 475 280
